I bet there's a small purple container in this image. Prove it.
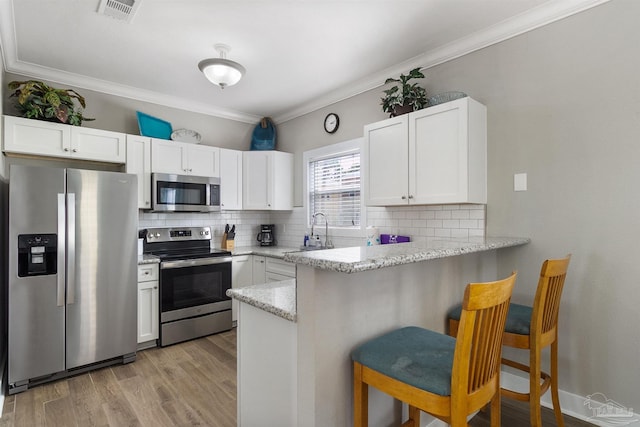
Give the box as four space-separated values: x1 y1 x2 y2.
380 234 410 244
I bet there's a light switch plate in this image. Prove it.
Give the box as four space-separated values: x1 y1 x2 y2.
514 173 527 191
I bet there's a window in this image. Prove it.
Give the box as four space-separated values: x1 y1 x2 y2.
304 138 364 235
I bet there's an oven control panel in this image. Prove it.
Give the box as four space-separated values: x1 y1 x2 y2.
145 227 211 242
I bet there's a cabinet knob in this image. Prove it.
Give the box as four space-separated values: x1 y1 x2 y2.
408 195 414 199
72 149 78 153
64 148 70 152
401 196 407 200
154 286 158 289
144 271 150 275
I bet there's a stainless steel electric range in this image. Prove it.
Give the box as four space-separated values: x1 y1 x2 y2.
142 226 232 346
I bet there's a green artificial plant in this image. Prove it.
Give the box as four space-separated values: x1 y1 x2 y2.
8 80 94 126
380 67 427 117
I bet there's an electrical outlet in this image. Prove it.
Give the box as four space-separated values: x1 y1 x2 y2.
514 173 527 191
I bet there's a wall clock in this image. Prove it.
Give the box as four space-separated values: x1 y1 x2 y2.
324 113 339 134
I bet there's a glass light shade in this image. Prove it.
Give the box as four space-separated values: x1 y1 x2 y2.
198 58 245 89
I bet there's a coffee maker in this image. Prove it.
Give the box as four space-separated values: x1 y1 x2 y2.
257 224 275 246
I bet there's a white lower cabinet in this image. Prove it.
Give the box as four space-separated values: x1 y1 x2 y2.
238 302 297 426
233 254 296 324
252 255 267 285
137 263 159 348
232 255 254 324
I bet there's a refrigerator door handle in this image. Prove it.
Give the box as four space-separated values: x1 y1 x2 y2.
67 193 76 305
57 194 66 307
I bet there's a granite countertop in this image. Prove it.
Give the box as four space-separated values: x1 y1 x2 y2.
283 237 530 274
231 246 300 259
227 279 296 322
138 254 160 265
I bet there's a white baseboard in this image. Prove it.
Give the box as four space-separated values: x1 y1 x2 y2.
422 370 640 427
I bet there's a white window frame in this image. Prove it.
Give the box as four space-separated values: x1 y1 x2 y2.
303 137 366 238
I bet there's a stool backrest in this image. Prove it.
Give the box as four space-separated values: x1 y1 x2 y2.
452 272 517 407
532 254 571 344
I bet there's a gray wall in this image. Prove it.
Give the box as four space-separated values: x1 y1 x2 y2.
279 0 639 412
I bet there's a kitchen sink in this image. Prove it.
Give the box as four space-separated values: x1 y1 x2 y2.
298 245 328 251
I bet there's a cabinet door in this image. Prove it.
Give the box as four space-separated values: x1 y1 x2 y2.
220 148 243 210
126 135 151 209
409 97 486 204
363 115 409 206
186 145 219 177
151 138 186 174
138 279 159 344
71 127 126 163
243 151 271 209
270 152 293 210
252 255 267 285
232 255 254 323
3 115 70 158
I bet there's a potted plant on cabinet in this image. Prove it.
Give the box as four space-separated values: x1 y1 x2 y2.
380 67 427 117
7 80 94 126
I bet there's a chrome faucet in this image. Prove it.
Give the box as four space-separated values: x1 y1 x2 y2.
311 212 333 249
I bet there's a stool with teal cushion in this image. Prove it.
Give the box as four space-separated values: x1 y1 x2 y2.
447 255 571 427
352 272 517 427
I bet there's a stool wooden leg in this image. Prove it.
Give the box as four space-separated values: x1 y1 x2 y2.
550 341 565 427
530 347 542 427
353 362 368 427
490 385 501 427
408 405 420 426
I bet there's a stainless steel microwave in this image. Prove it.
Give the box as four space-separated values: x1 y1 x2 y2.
151 173 220 212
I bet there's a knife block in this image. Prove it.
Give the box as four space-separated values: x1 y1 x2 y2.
221 233 234 250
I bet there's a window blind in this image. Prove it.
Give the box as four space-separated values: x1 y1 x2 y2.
308 151 360 227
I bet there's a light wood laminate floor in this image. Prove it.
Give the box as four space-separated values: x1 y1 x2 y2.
1 329 237 427
1 327 594 426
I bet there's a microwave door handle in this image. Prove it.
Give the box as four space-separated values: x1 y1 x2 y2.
57 194 66 307
66 193 76 305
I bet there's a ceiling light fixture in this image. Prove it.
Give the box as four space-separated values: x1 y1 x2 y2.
198 44 246 89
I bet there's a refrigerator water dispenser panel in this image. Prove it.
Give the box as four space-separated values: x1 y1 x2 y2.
18 234 57 277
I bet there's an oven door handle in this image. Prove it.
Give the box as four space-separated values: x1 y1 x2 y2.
160 256 233 269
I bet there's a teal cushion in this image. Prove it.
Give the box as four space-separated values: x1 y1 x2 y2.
351 326 455 396
448 303 532 335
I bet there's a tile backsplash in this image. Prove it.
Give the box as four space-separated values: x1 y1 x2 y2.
139 204 486 249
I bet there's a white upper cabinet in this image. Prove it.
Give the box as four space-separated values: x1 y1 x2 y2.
150 138 220 177
3 115 126 163
364 97 487 206
243 150 293 210
126 135 152 209
220 148 243 210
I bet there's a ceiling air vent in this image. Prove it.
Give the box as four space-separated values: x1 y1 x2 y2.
97 0 141 23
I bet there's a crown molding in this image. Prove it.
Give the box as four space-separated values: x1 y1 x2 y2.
272 0 611 123
1 0 610 125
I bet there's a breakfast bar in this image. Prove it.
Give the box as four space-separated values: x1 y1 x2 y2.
228 237 529 427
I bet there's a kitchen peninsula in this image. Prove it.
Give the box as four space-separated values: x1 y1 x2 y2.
228 237 529 427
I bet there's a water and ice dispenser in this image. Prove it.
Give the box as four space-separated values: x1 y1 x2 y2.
17 234 58 277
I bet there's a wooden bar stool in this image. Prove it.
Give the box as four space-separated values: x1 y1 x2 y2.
351 272 517 427
448 255 571 427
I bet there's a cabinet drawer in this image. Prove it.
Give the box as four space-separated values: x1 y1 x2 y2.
265 258 296 278
138 264 159 282
265 271 294 282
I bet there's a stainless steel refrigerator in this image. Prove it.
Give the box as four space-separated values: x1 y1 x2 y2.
8 165 138 394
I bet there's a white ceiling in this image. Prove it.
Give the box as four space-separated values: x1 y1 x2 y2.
0 0 608 124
